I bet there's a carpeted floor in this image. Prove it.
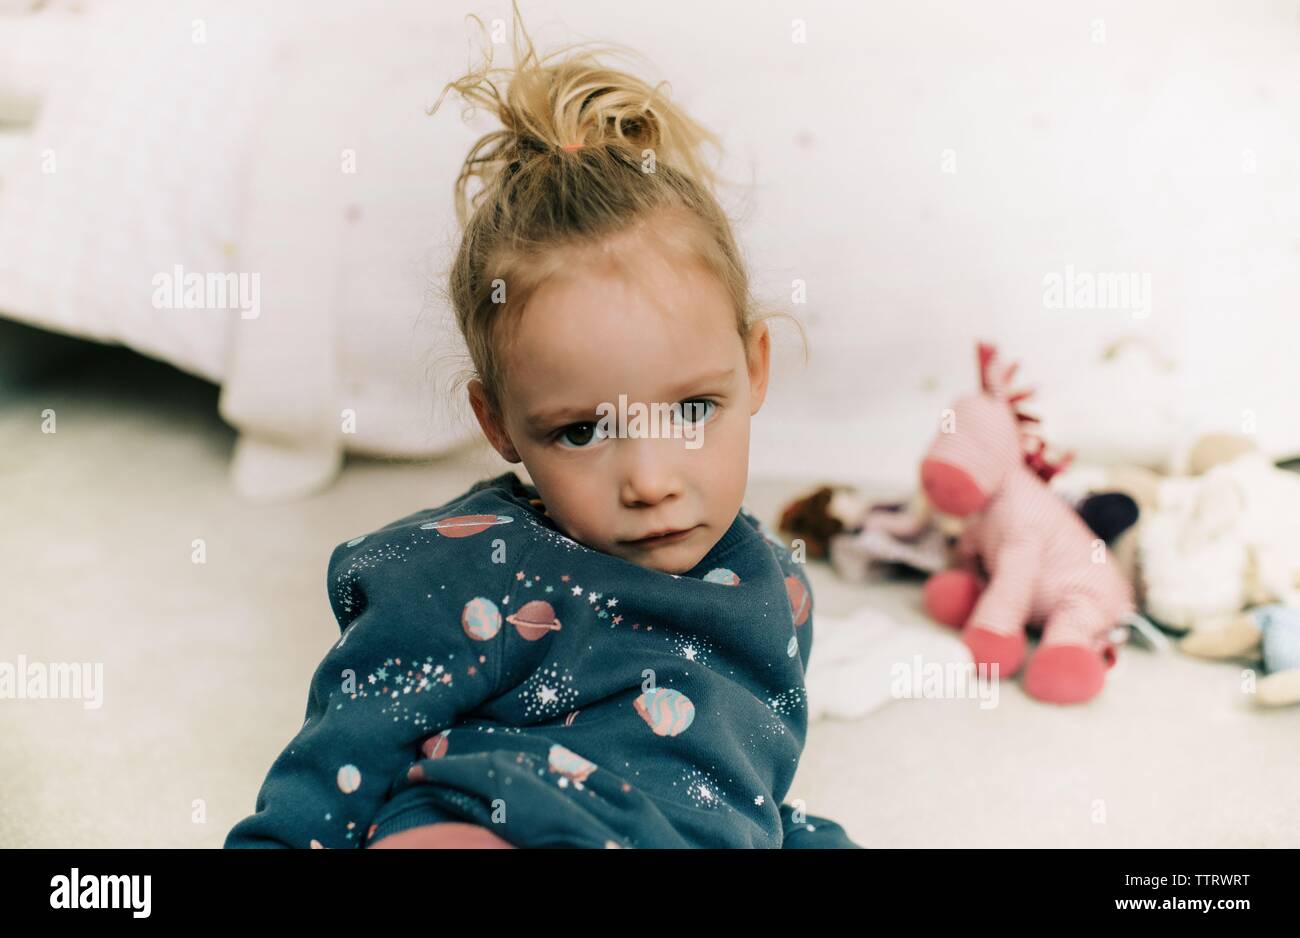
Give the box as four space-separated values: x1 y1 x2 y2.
2 342 1296 848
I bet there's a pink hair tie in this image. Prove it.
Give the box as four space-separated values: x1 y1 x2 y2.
561 142 584 151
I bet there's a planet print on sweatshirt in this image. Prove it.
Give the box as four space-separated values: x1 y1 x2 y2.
461 596 502 640
634 687 696 736
547 744 597 784
336 764 361 794
421 729 451 759
418 514 514 537
785 575 811 626
506 599 563 640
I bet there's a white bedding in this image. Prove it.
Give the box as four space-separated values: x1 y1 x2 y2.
0 0 484 498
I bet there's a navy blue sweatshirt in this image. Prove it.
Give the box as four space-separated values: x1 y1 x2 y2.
225 471 860 849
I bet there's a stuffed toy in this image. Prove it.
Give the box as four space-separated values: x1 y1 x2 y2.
826 495 952 581
1137 433 1300 633
777 485 1137 585
1179 604 1300 706
777 485 866 561
918 343 1134 704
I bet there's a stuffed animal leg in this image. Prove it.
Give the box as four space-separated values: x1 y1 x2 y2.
1181 604 1300 707
1023 592 1120 703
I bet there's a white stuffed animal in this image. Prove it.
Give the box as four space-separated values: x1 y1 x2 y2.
1139 442 1300 632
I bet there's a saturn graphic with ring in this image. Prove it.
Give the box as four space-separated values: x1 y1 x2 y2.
506 599 563 641
418 514 514 538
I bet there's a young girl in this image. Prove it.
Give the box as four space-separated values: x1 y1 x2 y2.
225 7 858 850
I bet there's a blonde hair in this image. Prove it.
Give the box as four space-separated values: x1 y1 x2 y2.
430 0 806 421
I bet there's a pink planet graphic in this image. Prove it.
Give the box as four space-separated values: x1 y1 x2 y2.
547 744 597 783
506 599 562 641
419 514 514 538
421 729 451 759
785 574 811 627
633 687 696 737
461 597 502 641
703 567 741 586
337 764 361 794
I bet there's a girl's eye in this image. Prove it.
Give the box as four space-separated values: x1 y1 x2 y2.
676 399 716 425
555 421 608 449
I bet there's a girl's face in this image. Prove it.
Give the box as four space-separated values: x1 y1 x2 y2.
469 224 770 575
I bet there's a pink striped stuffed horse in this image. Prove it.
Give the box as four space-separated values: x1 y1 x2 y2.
919 343 1133 704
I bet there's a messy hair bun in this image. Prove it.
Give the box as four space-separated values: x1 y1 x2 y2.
431 4 723 227
430 0 805 421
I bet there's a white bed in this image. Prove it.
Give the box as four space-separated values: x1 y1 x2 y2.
0 0 488 498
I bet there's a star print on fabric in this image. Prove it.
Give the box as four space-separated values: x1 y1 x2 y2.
515 571 525 580
679 766 731 812
561 575 571 582
518 666 578 719
347 656 466 729
666 631 715 667
754 795 765 806
606 598 618 607
572 585 583 596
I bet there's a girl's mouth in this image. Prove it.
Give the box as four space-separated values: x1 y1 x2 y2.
624 525 699 548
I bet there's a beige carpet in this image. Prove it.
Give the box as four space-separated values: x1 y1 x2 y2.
2 342 1297 848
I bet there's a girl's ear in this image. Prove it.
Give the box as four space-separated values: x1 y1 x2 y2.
468 379 522 463
745 320 771 415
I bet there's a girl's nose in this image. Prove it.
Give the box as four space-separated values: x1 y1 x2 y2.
619 437 684 507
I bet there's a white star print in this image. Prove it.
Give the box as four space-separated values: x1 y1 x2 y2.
537 686 558 706
606 598 618 607
572 585 583 596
